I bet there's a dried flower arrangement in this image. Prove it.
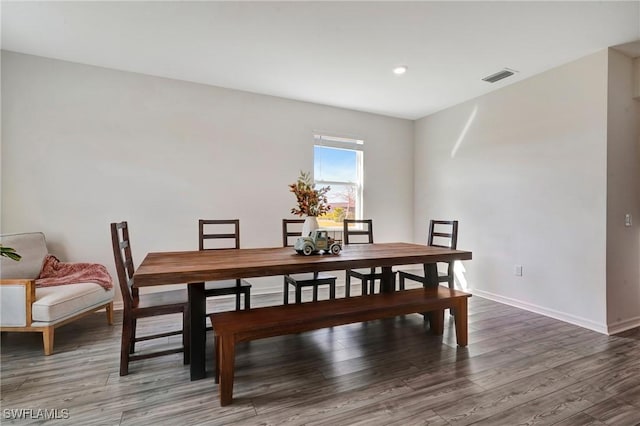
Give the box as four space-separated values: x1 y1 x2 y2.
289 171 331 217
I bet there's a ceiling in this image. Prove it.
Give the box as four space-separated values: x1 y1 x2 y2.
2 1 639 120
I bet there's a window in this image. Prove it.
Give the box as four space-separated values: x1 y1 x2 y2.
313 134 363 229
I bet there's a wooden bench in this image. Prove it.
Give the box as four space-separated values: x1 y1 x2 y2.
210 287 471 406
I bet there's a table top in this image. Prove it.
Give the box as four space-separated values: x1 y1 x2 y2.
133 242 472 287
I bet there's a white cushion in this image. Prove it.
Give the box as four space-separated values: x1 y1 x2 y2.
0 284 28 326
32 283 114 323
0 232 48 279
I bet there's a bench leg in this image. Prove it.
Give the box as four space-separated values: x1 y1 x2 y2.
214 335 220 384
219 335 236 406
427 310 444 335
454 298 468 347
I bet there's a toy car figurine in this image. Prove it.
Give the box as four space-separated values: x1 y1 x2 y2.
294 229 342 255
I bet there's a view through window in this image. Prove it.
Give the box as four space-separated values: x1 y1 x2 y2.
313 134 363 229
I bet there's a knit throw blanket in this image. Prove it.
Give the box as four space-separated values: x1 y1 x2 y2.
36 255 113 291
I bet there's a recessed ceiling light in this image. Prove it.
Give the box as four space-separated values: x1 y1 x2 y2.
393 65 408 75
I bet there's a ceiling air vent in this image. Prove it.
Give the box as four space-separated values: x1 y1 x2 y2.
482 68 518 83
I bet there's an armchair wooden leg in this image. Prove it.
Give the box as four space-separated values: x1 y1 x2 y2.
43 326 54 356
106 302 114 325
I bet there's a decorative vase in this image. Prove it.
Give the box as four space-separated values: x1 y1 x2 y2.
302 216 319 237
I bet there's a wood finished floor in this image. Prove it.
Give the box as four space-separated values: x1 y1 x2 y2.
1 286 639 426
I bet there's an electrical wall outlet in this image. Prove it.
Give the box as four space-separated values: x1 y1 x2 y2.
514 265 523 276
625 214 632 227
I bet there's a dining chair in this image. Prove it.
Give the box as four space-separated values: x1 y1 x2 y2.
199 219 251 310
282 219 336 303
398 219 459 291
110 221 190 376
343 219 390 296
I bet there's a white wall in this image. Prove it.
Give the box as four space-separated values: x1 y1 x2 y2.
1 51 414 298
606 49 640 333
414 51 610 332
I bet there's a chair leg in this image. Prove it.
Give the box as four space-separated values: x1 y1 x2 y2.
244 288 250 310
120 314 133 376
329 281 336 299
345 273 351 297
312 285 318 302
130 318 137 354
183 309 190 365
105 302 114 325
235 292 241 311
369 279 375 295
42 326 54 356
295 285 302 304
361 279 368 296
448 276 455 316
283 278 289 305
399 273 405 290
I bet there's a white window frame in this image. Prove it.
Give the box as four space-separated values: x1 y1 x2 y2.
313 134 364 229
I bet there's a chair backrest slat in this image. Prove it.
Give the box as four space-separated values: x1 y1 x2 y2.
427 220 458 249
199 219 240 251
110 221 139 309
343 219 374 245
282 219 305 247
201 233 238 240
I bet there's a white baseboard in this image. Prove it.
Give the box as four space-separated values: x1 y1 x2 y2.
607 316 640 335
471 288 609 335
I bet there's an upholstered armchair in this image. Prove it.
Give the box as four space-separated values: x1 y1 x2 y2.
0 232 114 355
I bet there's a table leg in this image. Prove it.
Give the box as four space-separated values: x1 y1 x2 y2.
423 263 439 288
188 282 206 381
421 263 440 323
381 266 395 293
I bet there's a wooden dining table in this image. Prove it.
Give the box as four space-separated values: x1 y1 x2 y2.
133 242 472 380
